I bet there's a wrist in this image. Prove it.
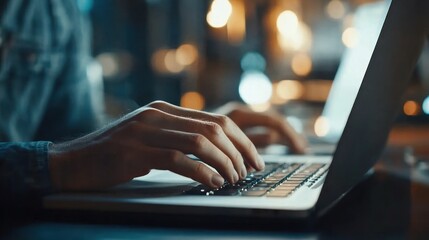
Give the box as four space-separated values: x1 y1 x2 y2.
48 143 69 191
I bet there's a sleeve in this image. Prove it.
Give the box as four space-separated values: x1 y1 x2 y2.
0 141 53 209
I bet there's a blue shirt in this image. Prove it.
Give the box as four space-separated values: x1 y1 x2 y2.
0 0 103 208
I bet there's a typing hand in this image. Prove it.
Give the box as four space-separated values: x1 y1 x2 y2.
215 102 307 154
48 101 264 191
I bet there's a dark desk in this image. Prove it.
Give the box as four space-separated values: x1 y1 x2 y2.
2 127 429 239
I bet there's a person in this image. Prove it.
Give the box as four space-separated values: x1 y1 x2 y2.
0 0 306 210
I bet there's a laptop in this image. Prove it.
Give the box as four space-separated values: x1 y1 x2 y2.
44 0 429 220
304 1 390 155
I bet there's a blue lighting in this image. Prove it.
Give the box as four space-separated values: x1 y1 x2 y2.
423 96 429 115
77 0 94 13
240 52 266 72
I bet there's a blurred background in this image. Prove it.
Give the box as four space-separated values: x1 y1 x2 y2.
78 0 429 137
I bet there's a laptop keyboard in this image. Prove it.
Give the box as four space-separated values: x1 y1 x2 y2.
185 162 328 197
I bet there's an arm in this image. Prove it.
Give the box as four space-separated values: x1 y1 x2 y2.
1 101 300 208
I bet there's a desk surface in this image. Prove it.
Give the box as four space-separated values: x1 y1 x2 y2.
2 126 429 239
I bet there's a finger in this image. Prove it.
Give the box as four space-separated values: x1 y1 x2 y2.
230 110 307 154
138 147 225 188
136 108 248 178
133 123 240 183
144 101 264 171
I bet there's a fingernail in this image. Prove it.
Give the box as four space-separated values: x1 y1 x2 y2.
211 175 224 187
233 171 239 183
240 167 247 179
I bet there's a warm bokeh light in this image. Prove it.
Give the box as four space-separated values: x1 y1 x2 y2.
206 0 232 28
403 100 420 116
164 50 184 73
302 80 332 102
291 53 312 77
227 0 246 44
276 80 304 100
276 10 312 52
176 44 198 66
96 53 119 77
342 27 359 48
276 10 299 36
151 49 169 73
249 102 271 112
277 22 312 52
270 82 287 105
325 0 346 20
423 96 429 115
239 71 272 105
342 14 354 30
314 116 330 137
181 91 205 110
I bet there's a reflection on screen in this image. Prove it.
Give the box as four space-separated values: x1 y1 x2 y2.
321 1 391 142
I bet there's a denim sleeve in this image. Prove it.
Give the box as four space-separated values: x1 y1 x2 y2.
0 141 52 209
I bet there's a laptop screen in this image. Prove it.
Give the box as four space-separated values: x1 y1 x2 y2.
321 1 390 142
317 0 429 213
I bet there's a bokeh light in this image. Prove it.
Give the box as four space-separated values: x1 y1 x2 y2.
239 71 272 105
325 0 346 20
342 27 359 48
291 53 313 77
176 44 198 66
403 100 420 116
227 0 246 44
181 91 205 110
164 50 184 73
249 102 271 112
277 22 312 52
314 116 330 137
423 96 429 115
276 10 299 36
151 49 169 73
276 80 304 100
97 53 119 77
240 52 266 72
87 60 103 84
276 10 312 52
207 0 232 28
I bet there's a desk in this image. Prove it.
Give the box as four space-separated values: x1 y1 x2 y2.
2 126 429 239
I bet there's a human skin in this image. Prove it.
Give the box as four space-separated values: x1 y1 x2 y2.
49 101 306 191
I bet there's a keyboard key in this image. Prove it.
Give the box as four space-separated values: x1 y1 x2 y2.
254 183 274 188
280 183 300 187
241 190 267 196
249 186 270 191
276 185 296 190
185 162 327 196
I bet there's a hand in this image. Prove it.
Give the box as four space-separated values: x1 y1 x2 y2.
48 101 264 191
215 102 307 154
